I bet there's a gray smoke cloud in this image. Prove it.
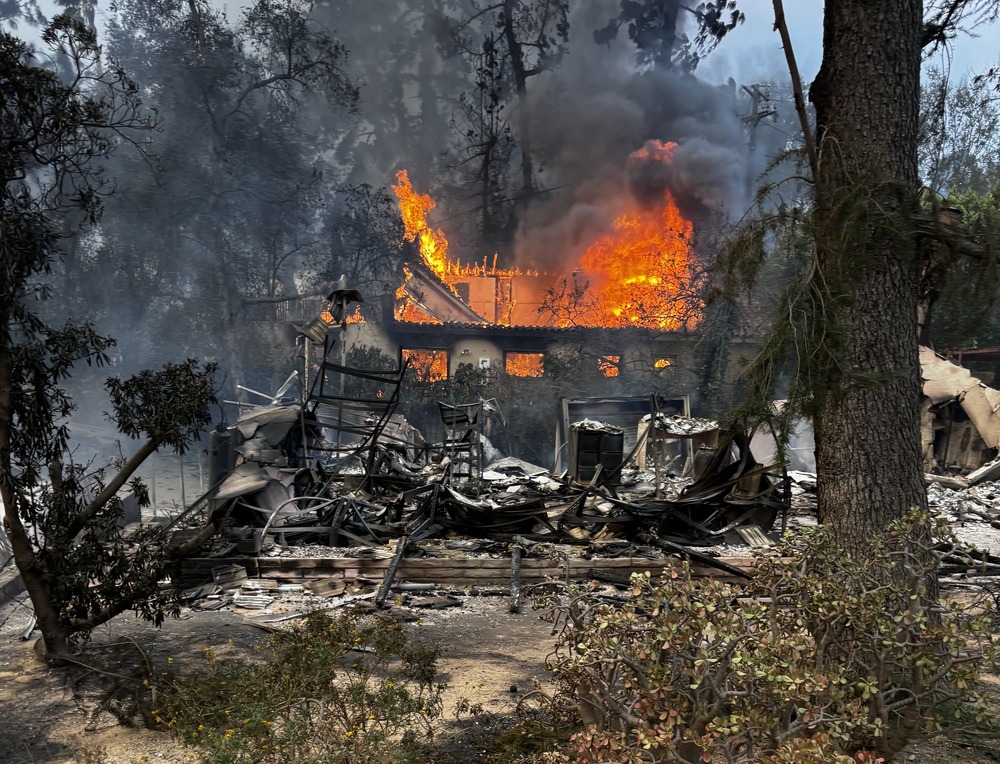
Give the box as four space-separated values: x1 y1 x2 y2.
625 135 750 217
209 1 763 280
511 5 757 273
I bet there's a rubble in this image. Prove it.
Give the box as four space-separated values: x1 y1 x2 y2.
153 456 1000 622
569 419 625 434
161 357 790 603
148 317 999 618
161 338 792 574
645 413 720 436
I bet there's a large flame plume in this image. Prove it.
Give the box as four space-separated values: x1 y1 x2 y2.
393 170 453 277
576 142 697 330
392 141 701 331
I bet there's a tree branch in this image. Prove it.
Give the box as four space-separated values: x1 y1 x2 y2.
68 438 159 538
771 0 818 181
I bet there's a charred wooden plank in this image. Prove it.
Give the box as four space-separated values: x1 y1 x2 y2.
586 569 633 587
375 536 410 607
638 532 752 580
510 537 524 613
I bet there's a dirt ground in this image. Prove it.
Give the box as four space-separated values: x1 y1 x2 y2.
0 592 558 764
0 587 997 764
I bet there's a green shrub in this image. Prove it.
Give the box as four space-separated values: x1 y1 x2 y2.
155 610 442 764
533 511 997 763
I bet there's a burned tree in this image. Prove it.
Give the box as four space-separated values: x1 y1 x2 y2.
0 17 219 657
444 0 570 204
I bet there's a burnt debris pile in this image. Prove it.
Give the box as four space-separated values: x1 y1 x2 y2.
160 368 791 596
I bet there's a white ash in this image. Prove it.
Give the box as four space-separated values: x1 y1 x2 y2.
569 419 624 434
927 483 993 521
485 455 548 476
267 544 394 559
645 414 720 435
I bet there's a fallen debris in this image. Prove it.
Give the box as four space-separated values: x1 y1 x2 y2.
163 402 791 602
152 328 797 608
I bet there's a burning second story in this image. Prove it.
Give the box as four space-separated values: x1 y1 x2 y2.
390 138 705 335
330 145 761 406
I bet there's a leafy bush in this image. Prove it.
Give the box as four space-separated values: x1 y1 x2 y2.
533 512 997 763
155 610 443 764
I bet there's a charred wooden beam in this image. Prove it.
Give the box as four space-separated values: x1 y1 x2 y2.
375 536 410 607
510 537 524 613
586 569 633 588
638 532 753 580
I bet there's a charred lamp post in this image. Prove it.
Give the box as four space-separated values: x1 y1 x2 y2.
295 275 363 396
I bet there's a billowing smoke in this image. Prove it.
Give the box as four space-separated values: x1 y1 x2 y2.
512 4 754 273
626 136 750 218
32 0 775 387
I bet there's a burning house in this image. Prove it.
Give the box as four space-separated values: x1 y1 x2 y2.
338 146 758 428
157 141 795 591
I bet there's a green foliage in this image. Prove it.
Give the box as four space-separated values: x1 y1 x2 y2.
344 344 398 372
106 359 219 453
531 511 997 763
157 610 443 764
0 16 219 655
723 64 1000 432
927 185 1000 350
31 463 179 633
0 15 156 214
920 69 1000 195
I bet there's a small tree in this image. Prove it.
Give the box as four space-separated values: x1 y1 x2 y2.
0 16 220 658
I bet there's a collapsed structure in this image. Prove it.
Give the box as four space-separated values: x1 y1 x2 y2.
167 163 1000 602
160 325 1000 616
164 283 791 602
164 162 1000 601
921 345 1000 473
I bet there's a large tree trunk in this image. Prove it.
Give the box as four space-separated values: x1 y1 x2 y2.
809 0 927 551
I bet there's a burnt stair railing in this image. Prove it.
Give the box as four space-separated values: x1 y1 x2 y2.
303 354 409 488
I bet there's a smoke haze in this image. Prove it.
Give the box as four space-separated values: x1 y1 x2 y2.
11 0 788 393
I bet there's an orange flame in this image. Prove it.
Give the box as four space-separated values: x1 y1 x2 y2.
576 142 698 330
506 352 544 378
393 171 539 302
394 265 443 323
397 301 442 323
599 356 620 378
393 141 700 331
393 170 453 277
402 349 448 382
